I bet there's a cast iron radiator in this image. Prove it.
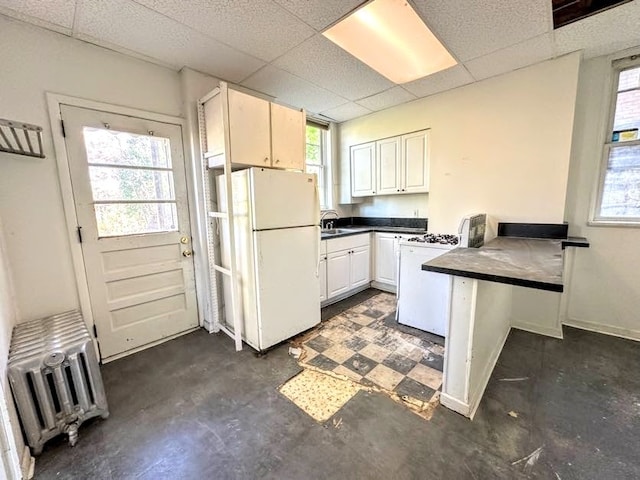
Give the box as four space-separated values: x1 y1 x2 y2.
7 310 109 455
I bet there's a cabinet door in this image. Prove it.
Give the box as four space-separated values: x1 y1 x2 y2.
271 102 304 171
401 130 429 193
327 250 350 299
228 89 271 167
351 142 376 197
319 256 327 302
374 233 396 285
350 246 371 289
376 136 402 195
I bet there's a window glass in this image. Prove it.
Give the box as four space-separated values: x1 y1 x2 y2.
305 124 329 209
83 127 178 237
596 64 640 223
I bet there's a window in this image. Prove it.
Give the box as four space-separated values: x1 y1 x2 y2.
82 127 178 237
594 59 640 224
305 122 330 209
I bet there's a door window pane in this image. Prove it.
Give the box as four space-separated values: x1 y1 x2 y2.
82 127 179 237
83 127 172 168
94 203 178 237
89 166 175 201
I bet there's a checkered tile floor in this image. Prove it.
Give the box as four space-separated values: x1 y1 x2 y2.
298 292 444 404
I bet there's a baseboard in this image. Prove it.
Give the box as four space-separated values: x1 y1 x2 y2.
511 321 563 339
564 318 640 342
466 326 511 420
370 281 396 294
439 392 471 417
321 284 371 308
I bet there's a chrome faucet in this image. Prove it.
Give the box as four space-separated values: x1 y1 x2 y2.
320 210 339 229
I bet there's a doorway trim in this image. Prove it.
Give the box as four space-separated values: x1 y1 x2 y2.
46 93 207 360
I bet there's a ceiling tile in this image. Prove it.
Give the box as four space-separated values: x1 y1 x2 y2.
320 102 371 123
272 0 365 31
555 1 640 59
0 0 76 31
403 65 474 98
465 34 555 81
356 86 417 112
241 65 348 115
273 34 394 101
134 0 315 62
412 0 552 62
75 0 264 82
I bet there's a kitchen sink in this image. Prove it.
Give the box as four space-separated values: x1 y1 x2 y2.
321 228 358 235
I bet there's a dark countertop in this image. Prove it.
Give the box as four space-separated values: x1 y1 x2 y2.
321 226 427 240
421 236 565 292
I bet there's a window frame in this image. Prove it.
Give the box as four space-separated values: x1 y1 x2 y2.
591 55 640 226
305 121 332 210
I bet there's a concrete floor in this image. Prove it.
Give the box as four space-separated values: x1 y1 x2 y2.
34 293 640 479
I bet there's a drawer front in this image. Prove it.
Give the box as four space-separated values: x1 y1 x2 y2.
327 233 370 253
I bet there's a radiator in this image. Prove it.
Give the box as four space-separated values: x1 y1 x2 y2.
7 310 109 455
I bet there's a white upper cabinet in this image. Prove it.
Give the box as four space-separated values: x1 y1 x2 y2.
349 129 429 197
228 89 271 167
376 136 402 195
271 102 305 170
351 142 376 197
402 130 429 193
207 86 305 170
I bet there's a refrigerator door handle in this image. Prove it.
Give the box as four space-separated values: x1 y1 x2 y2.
315 225 321 278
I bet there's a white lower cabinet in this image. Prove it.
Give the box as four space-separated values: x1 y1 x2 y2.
325 234 372 301
327 250 351 298
350 246 371 288
374 233 415 288
374 233 397 285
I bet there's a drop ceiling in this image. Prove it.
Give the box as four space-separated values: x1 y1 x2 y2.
1 0 639 122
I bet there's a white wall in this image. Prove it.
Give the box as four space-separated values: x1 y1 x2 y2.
0 16 182 323
352 193 428 218
0 215 25 479
340 53 582 232
564 49 640 340
441 277 511 418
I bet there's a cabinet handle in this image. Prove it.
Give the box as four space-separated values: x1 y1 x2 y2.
276 159 280 164
397 189 400 192
264 157 269 163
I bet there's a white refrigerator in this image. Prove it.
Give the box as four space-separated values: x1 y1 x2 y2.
217 168 321 351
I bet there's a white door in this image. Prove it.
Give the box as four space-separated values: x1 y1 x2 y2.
270 102 304 171
376 136 402 195
327 250 350 298
228 89 271 167
248 168 319 230
350 246 371 289
351 142 376 197
254 226 320 350
402 130 429 193
375 233 396 285
61 105 198 360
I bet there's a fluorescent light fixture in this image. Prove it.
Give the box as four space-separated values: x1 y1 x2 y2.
323 0 457 84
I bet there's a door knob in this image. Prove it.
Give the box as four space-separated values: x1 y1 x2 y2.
182 250 193 257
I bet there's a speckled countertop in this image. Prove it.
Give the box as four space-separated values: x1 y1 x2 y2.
321 226 427 240
421 236 565 292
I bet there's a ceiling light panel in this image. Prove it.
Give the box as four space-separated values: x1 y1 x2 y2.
322 0 457 84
